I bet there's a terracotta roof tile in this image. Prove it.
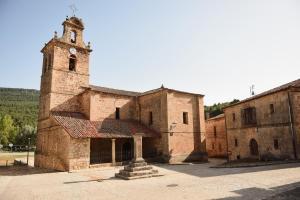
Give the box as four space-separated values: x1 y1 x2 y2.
51 111 99 138
92 119 160 138
51 111 159 139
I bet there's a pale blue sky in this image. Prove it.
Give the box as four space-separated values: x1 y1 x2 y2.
0 0 299 105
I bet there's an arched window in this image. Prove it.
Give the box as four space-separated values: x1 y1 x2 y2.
69 55 76 71
70 31 76 43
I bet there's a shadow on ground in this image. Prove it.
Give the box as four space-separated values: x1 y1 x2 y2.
64 176 118 184
154 159 300 178
215 181 300 200
0 165 57 176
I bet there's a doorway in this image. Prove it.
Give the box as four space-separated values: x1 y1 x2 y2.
249 138 259 156
122 142 133 161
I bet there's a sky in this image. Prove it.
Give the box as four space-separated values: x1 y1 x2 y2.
0 0 299 105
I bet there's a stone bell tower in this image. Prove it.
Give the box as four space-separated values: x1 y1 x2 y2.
39 16 92 120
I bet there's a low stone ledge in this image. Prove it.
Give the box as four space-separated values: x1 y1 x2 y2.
211 160 300 168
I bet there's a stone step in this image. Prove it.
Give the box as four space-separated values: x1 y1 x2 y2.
129 162 148 167
115 173 153 180
119 169 156 177
124 165 153 172
115 172 162 180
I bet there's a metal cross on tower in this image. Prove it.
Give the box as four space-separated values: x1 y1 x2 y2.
69 4 78 16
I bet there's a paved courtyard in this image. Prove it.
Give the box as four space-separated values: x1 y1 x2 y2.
1 159 300 200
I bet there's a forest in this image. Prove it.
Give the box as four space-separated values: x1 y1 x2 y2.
0 88 39 146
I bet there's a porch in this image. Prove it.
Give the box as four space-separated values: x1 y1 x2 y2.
89 137 158 167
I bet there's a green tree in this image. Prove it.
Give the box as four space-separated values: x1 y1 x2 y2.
15 125 37 145
0 115 17 145
205 99 240 119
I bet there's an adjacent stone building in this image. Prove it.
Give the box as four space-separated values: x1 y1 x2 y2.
224 80 300 161
205 114 227 158
34 17 207 171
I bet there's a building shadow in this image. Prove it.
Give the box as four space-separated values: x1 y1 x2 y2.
0 165 57 176
215 181 300 200
153 159 300 178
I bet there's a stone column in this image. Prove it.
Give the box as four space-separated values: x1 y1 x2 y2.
132 134 144 162
112 139 116 165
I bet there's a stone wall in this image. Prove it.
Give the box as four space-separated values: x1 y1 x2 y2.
35 118 70 171
69 137 90 171
224 90 296 161
205 116 227 157
166 91 206 162
138 91 168 158
290 90 300 158
88 91 136 121
139 92 162 132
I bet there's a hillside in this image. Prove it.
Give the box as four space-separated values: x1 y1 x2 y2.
0 87 238 125
0 87 39 128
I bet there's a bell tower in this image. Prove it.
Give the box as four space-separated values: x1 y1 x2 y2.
39 16 92 120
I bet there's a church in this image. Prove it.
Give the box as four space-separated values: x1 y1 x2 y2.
34 16 207 171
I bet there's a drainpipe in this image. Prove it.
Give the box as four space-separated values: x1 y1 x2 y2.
287 91 297 159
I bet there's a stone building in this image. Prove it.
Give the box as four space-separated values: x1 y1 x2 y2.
224 79 300 161
205 114 227 158
34 17 207 171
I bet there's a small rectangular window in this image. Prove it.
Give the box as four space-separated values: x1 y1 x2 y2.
270 104 275 114
115 107 120 120
183 112 188 124
214 126 217 138
149 111 153 125
232 113 236 121
234 138 238 147
274 139 279 150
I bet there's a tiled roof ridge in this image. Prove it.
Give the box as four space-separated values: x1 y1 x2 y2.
89 85 141 97
88 85 204 97
224 78 300 109
206 113 225 121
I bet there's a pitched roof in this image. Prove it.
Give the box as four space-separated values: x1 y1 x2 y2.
51 111 99 138
88 85 204 97
224 79 300 109
89 85 141 97
51 111 159 139
206 114 225 121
